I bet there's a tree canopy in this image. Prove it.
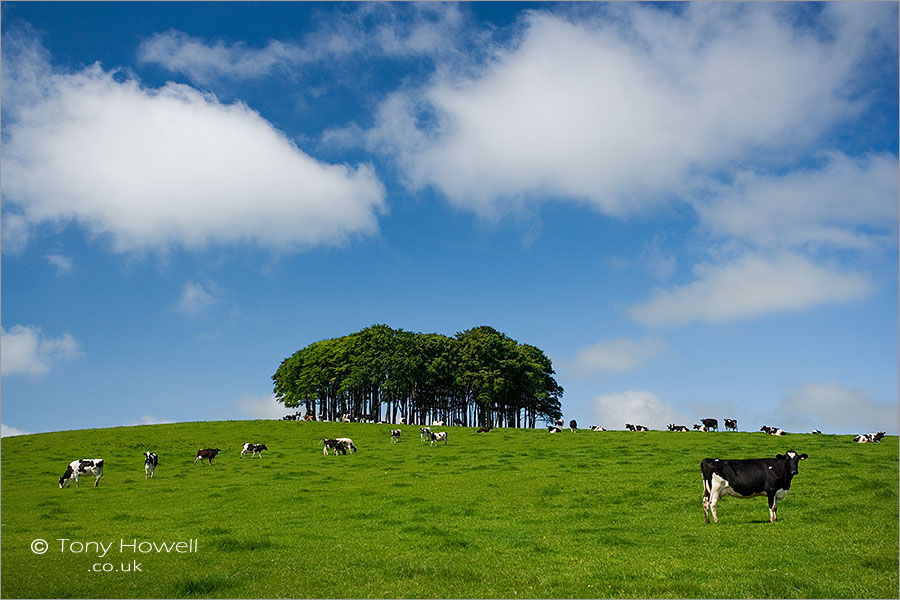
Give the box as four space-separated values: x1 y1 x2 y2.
272 324 563 427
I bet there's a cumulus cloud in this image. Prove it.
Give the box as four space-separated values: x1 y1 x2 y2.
695 153 899 251
778 381 898 435
592 389 692 431
1 29 386 254
368 4 892 217
138 4 468 84
628 253 873 325
45 253 73 275
234 394 288 420
173 280 221 316
571 338 666 376
1 423 31 437
1 324 82 376
128 415 174 427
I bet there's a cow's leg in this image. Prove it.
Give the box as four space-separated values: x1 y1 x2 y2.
768 493 778 523
94 474 101 487
702 479 711 524
74 474 80 488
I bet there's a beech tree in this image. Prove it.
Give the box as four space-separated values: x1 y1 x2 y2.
272 324 562 427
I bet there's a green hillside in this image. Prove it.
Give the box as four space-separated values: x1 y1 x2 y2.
1 421 897 599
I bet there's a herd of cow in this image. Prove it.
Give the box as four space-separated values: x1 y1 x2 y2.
57 420 889 525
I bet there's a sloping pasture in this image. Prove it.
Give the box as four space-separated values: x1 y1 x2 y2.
1 421 897 598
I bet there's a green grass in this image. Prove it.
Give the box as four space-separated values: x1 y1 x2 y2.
1 421 897 598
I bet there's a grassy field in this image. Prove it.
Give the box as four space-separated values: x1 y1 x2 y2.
1 420 897 599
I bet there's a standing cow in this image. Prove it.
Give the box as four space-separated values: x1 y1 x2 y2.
701 450 807 523
144 452 158 479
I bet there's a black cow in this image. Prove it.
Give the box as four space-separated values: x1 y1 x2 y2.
569 419 578 433
701 450 808 523
701 418 718 431
194 448 220 465
724 418 737 431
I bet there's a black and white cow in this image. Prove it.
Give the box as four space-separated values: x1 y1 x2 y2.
554 418 564 427
144 452 158 479
701 450 808 523
194 448 220 465
589 425 606 431
625 423 636 431
59 459 104 488
548 426 562 434
701 418 718 431
430 431 447 446
760 425 785 436
240 443 268 458
693 423 708 432
569 419 578 433
335 437 357 453
811 429 821 435
668 424 690 432
322 438 346 455
724 418 738 432
420 427 432 442
854 432 885 443
633 424 649 432
390 429 402 443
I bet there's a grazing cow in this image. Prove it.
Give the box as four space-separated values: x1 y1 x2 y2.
701 450 808 523
811 429 821 435
430 431 448 446
144 452 158 479
760 426 785 436
548 426 562 434
322 438 346 455
589 425 606 431
59 459 104 488
432 420 445 427
390 429 402 443
335 437 357 453
569 419 578 433
477 426 491 433
854 432 885 443
240 443 268 458
625 423 636 431
194 448 220 465
420 427 432 441
724 418 738 432
668 424 690 432
701 418 718 431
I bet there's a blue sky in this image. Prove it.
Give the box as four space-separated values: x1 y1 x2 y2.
2 2 898 437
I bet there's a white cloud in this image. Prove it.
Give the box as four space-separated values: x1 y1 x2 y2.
571 338 666 376
45 253 73 275
1 423 31 437
1 32 386 254
137 4 467 84
173 280 221 316
696 153 899 251
128 415 174 427
628 253 873 325
234 394 288 420
1 324 82 376
592 389 692 431
138 32 306 85
778 382 898 435
368 4 890 218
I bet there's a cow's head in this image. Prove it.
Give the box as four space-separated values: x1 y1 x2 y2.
776 450 808 475
59 467 74 488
